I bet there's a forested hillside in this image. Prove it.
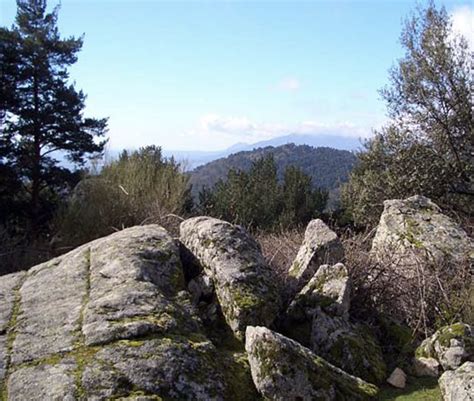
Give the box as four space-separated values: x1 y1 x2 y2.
189 144 357 195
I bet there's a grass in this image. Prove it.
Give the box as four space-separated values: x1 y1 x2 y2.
378 376 441 400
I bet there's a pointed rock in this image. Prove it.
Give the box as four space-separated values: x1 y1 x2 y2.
386 368 406 388
289 263 351 320
245 326 379 400
288 219 344 289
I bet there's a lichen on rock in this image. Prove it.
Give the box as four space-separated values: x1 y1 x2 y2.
179 216 280 340
311 310 387 384
371 195 473 272
245 326 379 400
416 323 473 370
439 361 474 401
288 219 345 289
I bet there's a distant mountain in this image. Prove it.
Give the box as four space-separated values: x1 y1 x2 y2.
163 133 365 169
189 144 358 197
238 133 364 152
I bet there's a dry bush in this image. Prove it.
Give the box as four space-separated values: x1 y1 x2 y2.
343 229 473 337
256 228 304 305
0 226 51 276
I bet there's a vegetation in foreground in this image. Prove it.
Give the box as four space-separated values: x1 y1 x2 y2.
379 377 441 401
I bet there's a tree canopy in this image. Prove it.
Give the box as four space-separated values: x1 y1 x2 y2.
342 1 473 226
0 0 108 231
198 154 328 230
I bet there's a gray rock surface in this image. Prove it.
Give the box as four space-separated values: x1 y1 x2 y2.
7 360 77 401
439 362 474 401
180 216 280 340
311 310 387 384
245 326 378 400
12 250 88 365
416 323 473 370
282 263 351 347
82 225 191 346
0 336 7 383
371 195 473 271
288 219 344 288
386 367 407 388
0 271 25 382
288 263 351 320
413 357 440 377
1 225 256 401
82 336 227 400
0 272 26 333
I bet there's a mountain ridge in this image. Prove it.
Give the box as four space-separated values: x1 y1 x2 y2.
161 133 364 169
188 143 358 199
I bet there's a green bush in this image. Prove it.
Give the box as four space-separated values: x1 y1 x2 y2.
342 2 473 227
55 146 192 249
198 154 327 231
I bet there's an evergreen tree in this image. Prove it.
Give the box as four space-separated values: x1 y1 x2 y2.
198 155 328 231
0 0 107 231
280 165 327 228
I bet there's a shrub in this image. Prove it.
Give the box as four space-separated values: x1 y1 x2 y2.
343 229 473 337
54 146 192 249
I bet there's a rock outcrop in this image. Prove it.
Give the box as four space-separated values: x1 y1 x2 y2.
371 195 473 270
3 202 469 400
288 219 344 289
439 362 474 401
180 217 280 340
310 311 387 384
282 262 386 385
0 226 254 400
416 323 474 371
245 326 378 400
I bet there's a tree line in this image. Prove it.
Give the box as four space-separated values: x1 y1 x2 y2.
1 0 472 275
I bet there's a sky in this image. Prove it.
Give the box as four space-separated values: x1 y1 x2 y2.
1 0 472 152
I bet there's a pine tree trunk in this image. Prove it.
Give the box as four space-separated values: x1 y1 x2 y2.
31 69 41 235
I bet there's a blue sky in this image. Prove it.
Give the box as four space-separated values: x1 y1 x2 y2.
1 0 472 151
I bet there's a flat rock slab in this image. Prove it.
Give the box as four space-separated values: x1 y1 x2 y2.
83 337 227 400
2 225 256 400
7 359 77 401
11 250 89 365
0 272 26 333
180 217 280 340
288 219 344 289
0 271 26 382
82 225 191 346
0 335 7 382
245 326 378 400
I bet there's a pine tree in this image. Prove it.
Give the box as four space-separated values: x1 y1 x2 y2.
0 0 107 231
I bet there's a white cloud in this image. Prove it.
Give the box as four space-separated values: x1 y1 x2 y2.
188 113 374 150
451 6 473 49
277 77 301 92
199 114 258 136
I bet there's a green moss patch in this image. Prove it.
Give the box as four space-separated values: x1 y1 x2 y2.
378 376 441 400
